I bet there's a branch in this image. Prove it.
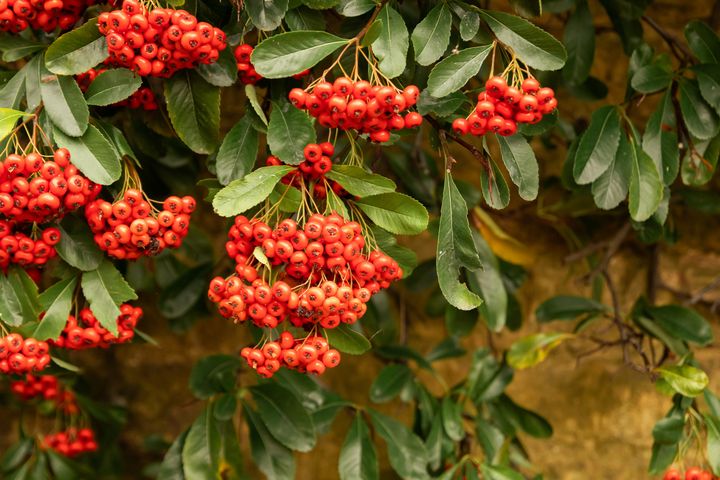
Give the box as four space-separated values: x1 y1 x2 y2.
426 116 490 169
641 15 694 64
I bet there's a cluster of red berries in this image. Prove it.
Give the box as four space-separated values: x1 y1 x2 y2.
234 43 262 85
85 189 194 260
50 304 141 350
0 334 51 374
289 78 423 143
664 467 717 480
240 332 340 378
10 374 79 414
99 0 227 77
0 222 60 270
43 428 98 458
0 0 94 33
76 68 158 110
0 149 100 224
452 76 557 137
266 142 348 200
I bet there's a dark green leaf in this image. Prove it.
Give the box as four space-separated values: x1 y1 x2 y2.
252 31 348 78
441 396 464 441
467 231 507 332
706 415 720 475
631 63 672 93
372 5 409 78
336 0 374 16
196 47 238 87
629 140 663 222
0 268 42 327
411 3 452 66
427 45 493 97
445 306 478 337
189 355 243 399
652 415 684 444
246 0 290 31
480 156 510 209
480 10 567 70
493 394 552 438
369 364 413 403
53 124 121 185
354 192 428 235
56 216 103 271
286 6 327 31
694 64 720 113
642 91 679 185
80 260 137 335
165 70 220 154
159 264 213 319
243 403 295 480
84 69 141 106
367 409 430 479
325 324 371 354
45 19 108 75
251 383 316 452
157 430 187 480
460 11 481 41
267 100 316 165
481 464 524 480
680 79 720 140
325 165 396 197
0 69 26 110
41 70 88 137
0 35 45 62
684 20 720 64
573 105 621 184
416 91 467 117
181 406 221 479
476 419 504 463
339 413 379 480
646 305 713 346
681 135 720 186
497 133 539 200
563 0 594 84
216 115 259 185
213 165 295 217
536 295 607 322
33 277 77 341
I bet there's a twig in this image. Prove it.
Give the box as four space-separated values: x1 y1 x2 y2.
641 15 694 64
426 116 490 169
581 222 631 282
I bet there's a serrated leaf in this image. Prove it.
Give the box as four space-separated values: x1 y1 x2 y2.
354 192 428 235
41 69 89 137
411 3 452 66
0 268 42 327
252 31 348 78
196 47 237 87
467 231 507 332
45 19 108 75
243 403 295 480
336 0 374 16
646 304 713 346
286 6 327 31
267 100 316 165
591 132 631 209
679 79 719 140
563 0 594 84
684 20 720 64
642 91 679 185
216 115 259 185
427 45 493 97
367 409 430 480
497 134 538 200
53 124 121 185
573 105 621 184
694 64 720 114
246 0 290 31
80 260 137 335
339 413 379 480
631 63 672 93
33 277 77 341
536 295 607 322
189 354 243 399
372 5 409 78
441 396 465 441
480 157 510 209
251 383 317 452
213 165 294 217
165 70 220 154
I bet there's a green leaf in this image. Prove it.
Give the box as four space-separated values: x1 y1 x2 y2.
56 216 103 271
416 91 467 117
646 305 713 346
45 19 108 75
704 416 720 477
53 124 121 185
507 332 572 369
285 6 327 31
497 134 539 201
480 10 567 70
427 45 493 97
369 364 413 403
267 100 316 165
216 115 259 185
243 403 295 480
492 394 552 438
84 69 141 106
631 64 672 93
633 314 688 357
339 414 379 480
213 165 295 217
460 11 480 41
441 396 465 441
41 70 89 137
573 105 621 184
165 70 220 154
445 306 478 337
436 174 483 311
563 0 594 84
684 20 720 64
679 79 720 140
24 53 43 112
360 19 383 47
325 165 396 197
251 383 317 452
372 5 409 78
354 192 428 235
424 415 443 470
189 355 243 399
481 464 524 480
468 231 507 332
652 415 684 444
642 91 679 185
367 409 430 480
0 108 24 142
252 31 348 78
325 324 371 354
656 365 709 397
246 0 290 31
0 69 26 110
411 3 452 66
159 264 213 319
480 156 510 209
0 35 45 62
694 64 720 113
245 84 268 125
301 0 338 8
629 140 663 222
681 135 720 186
706 390 720 418
476 419 504 463
196 47 238 87
80 260 137 336
33 277 77 341
182 406 221 479
336 0 374 16
535 295 607 322
157 430 187 480
591 132 632 209
0 268 42 327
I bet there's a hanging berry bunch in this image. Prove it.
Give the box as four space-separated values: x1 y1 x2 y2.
234 43 262 85
452 47 557 137
663 466 717 480
209 210 402 377
76 68 159 110
266 142 349 200
11 374 79 414
85 162 195 260
50 304 141 350
0 333 51 374
0 0 96 33
0 221 60 270
42 428 98 457
98 0 227 77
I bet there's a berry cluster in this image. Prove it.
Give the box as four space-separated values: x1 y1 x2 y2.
85 189 195 260
289 78 423 143
43 428 98 458
0 0 94 34
0 150 100 224
0 334 51 374
76 68 159 110
266 142 348 200
234 43 262 85
240 332 340 377
51 304 142 350
0 222 60 270
99 0 227 77
452 76 557 137
10 374 79 414
664 467 717 480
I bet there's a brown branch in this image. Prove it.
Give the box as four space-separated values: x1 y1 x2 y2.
641 15 694 64
580 222 632 282
426 116 490 169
